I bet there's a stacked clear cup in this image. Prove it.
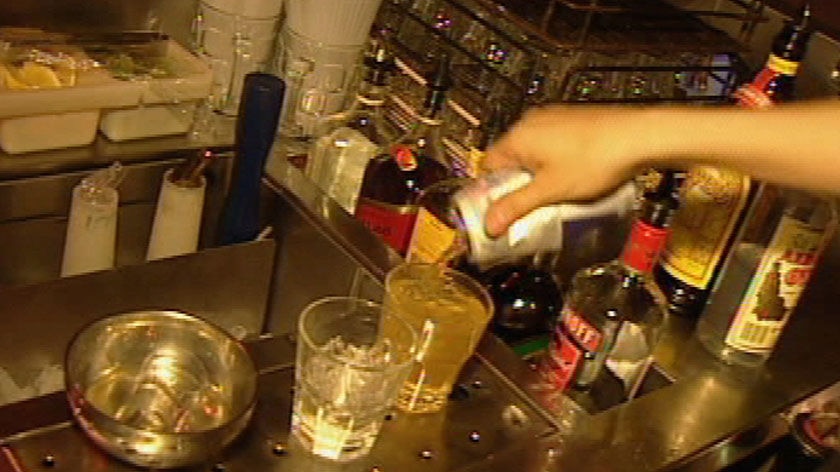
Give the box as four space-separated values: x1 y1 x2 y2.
192 0 283 115
274 0 384 139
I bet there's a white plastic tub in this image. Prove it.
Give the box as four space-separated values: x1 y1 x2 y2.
99 40 213 142
0 110 100 154
0 66 140 154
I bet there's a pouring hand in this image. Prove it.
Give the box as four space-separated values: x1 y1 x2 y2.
483 105 645 237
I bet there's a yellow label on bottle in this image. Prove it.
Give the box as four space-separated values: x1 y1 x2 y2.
660 166 751 288
406 206 457 263
466 147 485 178
766 54 799 76
725 215 830 353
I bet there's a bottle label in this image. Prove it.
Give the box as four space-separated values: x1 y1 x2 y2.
660 167 752 288
621 220 670 274
766 54 799 76
393 145 418 171
733 54 797 109
725 215 832 353
355 198 418 254
406 206 457 263
542 307 603 391
466 148 485 178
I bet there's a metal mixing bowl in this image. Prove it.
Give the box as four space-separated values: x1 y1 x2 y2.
64 310 258 468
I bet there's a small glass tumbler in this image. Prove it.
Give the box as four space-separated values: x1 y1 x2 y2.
292 297 417 461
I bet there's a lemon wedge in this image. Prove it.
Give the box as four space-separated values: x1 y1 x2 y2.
0 64 30 90
17 62 62 88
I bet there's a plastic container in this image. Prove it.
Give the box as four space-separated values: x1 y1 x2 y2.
99 40 213 141
0 38 212 152
0 57 138 154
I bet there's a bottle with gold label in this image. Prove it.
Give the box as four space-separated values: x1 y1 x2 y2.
653 5 813 317
354 54 452 255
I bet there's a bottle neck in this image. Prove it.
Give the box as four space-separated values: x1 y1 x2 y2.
356 82 388 108
620 173 677 274
619 218 670 275
423 88 447 119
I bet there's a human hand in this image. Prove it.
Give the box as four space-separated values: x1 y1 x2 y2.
483 105 645 237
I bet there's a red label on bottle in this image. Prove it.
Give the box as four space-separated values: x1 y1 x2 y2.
393 145 418 171
621 220 669 273
541 307 602 392
733 54 796 110
355 198 418 254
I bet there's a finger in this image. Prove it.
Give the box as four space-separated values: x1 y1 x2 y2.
485 174 561 237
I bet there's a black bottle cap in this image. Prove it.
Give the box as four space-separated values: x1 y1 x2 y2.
426 52 453 92
423 52 453 114
364 47 395 87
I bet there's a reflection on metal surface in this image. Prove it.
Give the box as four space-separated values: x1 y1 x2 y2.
0 239 274 409
3 336 556 472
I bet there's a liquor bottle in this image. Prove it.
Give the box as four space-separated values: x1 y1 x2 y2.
306 47 398 213
540 170 679 395
483 253 561 347
354 54 452 255
653 5 813 317
695 188 837 367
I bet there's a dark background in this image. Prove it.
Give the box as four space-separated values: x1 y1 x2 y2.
766 0 840 40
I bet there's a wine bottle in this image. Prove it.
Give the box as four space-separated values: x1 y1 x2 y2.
354 54 452 255
483 254 561 346
540 171 679 395
653 5 813 317
306 47 398 213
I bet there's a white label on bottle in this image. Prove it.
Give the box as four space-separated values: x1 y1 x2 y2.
725 215 829 353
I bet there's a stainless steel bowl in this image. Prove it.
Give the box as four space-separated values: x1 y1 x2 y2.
64 310 258 468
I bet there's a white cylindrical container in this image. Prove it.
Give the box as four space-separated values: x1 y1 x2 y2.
146 169 207 261
61 183 119 277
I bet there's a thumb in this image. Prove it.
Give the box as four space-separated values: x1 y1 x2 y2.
484 176 559 238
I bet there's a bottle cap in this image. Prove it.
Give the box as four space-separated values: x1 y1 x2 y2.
426 52 453 92
364 46 395 86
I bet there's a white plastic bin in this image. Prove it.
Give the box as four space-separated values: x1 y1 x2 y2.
99 40 213 142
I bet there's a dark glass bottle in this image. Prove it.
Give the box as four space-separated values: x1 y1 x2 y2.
354 55 452 255
541 171 679 395
483 254 561 346
653 5 812 318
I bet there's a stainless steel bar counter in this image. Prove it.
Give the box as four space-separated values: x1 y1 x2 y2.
0 142 836 471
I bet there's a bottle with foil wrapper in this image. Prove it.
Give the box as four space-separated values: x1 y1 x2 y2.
406 169 637 268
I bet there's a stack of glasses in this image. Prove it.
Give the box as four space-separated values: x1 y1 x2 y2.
274 0 384 139
192 0 283 115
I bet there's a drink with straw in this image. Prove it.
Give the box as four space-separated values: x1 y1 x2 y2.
384 263 494 413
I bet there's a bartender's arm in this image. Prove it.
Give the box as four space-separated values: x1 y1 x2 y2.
483 99 840 236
